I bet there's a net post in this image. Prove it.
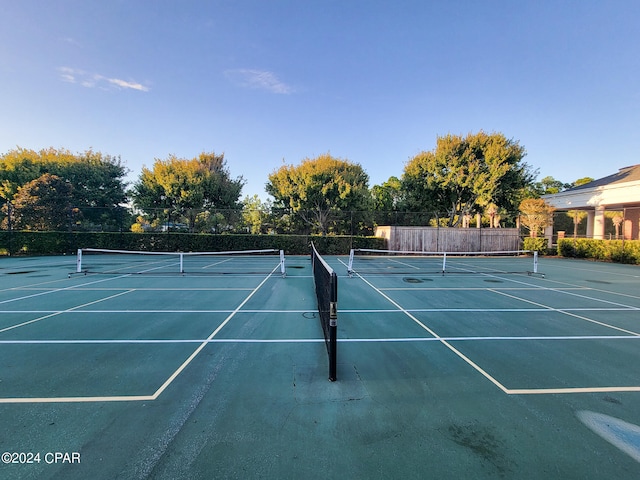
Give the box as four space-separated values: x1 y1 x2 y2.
76 248 83 273
347 249 355 277
442 252 447 275
329 272 338 381
179 253 184 274
280 250 286 277
533 250 538 274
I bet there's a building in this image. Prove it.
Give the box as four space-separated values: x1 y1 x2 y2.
542 164 640 240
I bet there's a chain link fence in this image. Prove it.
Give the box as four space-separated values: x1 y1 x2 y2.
1 203 525 235
2 202 638 242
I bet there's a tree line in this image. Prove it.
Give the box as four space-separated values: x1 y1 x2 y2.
0 132 589 237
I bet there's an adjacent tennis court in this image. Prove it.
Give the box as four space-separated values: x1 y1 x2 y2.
0 250 639 479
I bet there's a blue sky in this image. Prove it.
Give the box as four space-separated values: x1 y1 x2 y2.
1 0 639 200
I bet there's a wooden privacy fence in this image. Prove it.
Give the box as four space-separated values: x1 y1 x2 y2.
375 226 522 252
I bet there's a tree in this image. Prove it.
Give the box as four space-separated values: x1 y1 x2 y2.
533 176 569 195
371 176 409 226
266 153 371 235
519 198 554 238
371 176 403 211
571 177 594 188
402 132 534 226
3 174 75 230
131 152 244 232
566 210 588 238
242 195 272 234
610 212 624 239
0 147 128 230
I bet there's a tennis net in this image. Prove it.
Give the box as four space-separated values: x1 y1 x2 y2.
75 248 286 277
310 242 338 381
347 248 541 277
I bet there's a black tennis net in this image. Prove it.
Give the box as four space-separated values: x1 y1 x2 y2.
310 242 337 381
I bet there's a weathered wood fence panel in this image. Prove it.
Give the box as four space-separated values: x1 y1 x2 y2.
374 226 522 252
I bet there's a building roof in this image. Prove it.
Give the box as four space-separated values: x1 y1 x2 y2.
543 164 640 210
569 164 640 191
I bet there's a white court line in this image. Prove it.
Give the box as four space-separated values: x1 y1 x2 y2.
488 289 640 336
0 261 258 318
0 265 282 404
0 275 129 305
0 394 156 404
541 262 640 279
0 270 77 293
148 264 281 400
385 258 423 269
1 307 637 315
364 260 640 302
0 268 152 335
0 338 326 344
12 287 255 291
483 269 640 302
338 306 636 313
0 309 312 314
539 276 640 302
503 283 640 310
201 257 234 269
442 267 640 336
381 286 591 291
341 258 640 395
508 386 640 394
351 271 512 394
1 335 639 345
0 290 135 334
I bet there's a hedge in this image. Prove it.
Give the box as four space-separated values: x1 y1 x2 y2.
4 232 639 265
557 238 640 264
522 237 550 255
0 231 386 256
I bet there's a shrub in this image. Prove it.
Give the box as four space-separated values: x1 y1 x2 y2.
0 231 386 256
557 239 640 264
522 237 549 255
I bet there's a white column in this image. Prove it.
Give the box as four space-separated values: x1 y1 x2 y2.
544 225 553 247
593 206 605 240
586 211 595 238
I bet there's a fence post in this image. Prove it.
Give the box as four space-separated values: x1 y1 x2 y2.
6 201 14 255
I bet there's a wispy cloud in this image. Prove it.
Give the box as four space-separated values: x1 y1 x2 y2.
105 77 149 92
58 67 149 92
224 69 293 94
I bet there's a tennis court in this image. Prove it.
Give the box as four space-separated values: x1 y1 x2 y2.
0 250 639 479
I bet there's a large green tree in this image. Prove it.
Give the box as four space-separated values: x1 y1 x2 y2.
242 195 274 234
402 132 535 226
0 147 128 230
533 176 569 195
266 153 371 234
371 176 403 212
131 152 244 232
371 176 411 226
3 174 74 230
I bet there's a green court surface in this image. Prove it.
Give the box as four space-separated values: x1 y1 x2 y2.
0 252 639 479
